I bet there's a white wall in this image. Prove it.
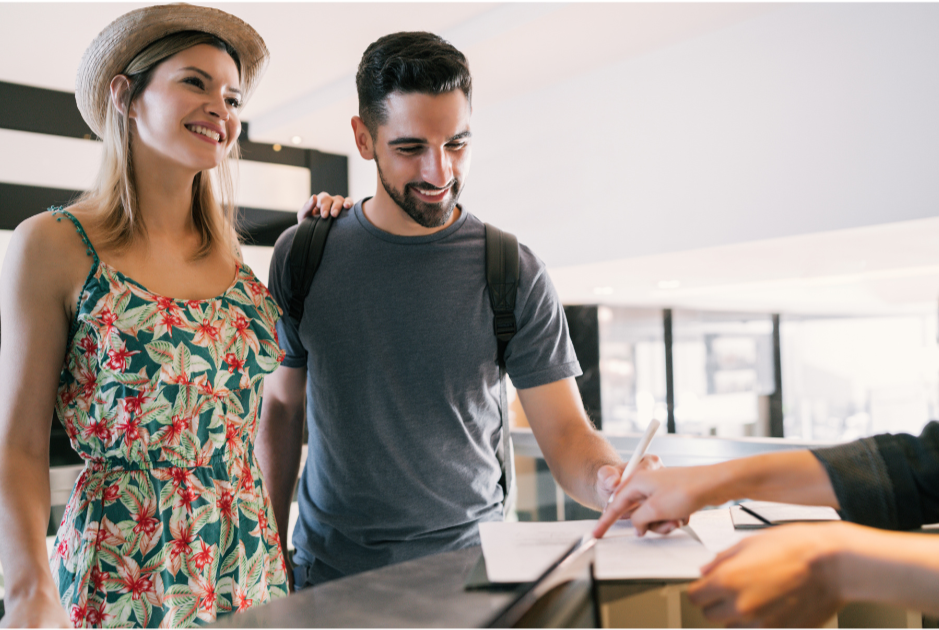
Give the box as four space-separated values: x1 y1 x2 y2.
459 4 939 267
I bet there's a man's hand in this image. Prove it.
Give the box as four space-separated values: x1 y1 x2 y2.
593 465 702 538
687 522 847 627
257 366 307 597
594 454 664 505
297 192 354 222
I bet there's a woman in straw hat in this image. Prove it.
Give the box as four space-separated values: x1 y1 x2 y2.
0 4 348 627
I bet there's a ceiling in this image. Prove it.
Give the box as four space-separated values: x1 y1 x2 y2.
551 215 939 317
2 3 937 317
0 2 780 155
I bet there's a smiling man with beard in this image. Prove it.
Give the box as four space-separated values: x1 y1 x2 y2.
256 32 655 590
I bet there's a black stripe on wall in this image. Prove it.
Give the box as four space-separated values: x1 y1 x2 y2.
563 305 602 430
0 81 94 140
0 182 298 247
0 80 348 196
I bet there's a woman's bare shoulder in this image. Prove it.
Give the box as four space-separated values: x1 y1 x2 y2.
8 206 96 284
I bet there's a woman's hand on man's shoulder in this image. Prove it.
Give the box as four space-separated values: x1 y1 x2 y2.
297 192 354 223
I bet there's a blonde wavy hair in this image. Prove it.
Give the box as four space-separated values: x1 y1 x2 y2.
77 31 242 259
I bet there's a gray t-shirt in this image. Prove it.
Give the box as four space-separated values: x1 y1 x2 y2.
268 200 581 585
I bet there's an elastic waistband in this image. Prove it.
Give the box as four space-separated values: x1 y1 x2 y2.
82 445 251 473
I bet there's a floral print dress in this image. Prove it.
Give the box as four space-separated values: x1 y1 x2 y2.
48 209 289 628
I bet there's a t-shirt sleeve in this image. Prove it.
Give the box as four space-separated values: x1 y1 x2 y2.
268 225 308 369
504 244 582 389
811 421 939 530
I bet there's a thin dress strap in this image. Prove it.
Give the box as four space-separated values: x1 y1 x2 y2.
50 207 101 269
50 208 103 345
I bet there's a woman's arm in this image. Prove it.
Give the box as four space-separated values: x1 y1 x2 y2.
0 214 88 627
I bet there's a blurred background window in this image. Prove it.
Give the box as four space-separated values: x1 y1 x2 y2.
598 307 667 435
671 310 775 438
781 314 939 441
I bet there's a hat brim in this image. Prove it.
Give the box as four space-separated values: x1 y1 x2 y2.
76 3 268 137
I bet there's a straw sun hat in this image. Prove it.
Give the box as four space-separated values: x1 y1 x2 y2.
75 3 269 137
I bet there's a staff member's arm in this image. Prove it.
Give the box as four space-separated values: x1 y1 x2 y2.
518 377 662 511
256 365 307 591
687 520 939 627
594 449 838 537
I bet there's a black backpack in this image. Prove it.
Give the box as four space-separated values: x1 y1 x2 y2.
287 215 520 512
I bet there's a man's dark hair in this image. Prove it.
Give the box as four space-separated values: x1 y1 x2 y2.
356 31 472 134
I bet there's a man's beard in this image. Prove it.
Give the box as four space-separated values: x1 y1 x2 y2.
375 156 462 228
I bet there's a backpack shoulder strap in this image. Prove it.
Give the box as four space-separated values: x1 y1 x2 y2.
288 215 334 322
484 223 519 365
484 223 519 515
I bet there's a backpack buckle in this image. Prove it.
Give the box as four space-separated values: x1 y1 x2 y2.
493 313 517 341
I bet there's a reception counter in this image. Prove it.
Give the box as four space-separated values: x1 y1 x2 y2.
212 507 924 628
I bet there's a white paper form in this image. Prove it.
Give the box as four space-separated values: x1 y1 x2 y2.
688 508 759 554
478 520 715 583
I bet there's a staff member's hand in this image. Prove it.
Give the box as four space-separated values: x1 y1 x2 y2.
687 522 847 627
593 455 685 538
593 465 702 538
297 192 354 222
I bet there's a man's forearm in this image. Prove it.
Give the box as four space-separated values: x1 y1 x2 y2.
256 398 304 562
519 378 623 511
579 430 622 509
550 425 621 511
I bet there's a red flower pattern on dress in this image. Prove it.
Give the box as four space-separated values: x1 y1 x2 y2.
217 488 235 519
102 483 121 504
192 539 214 571
84 603 109 627
83 419 112 445
98 308 118 338
234 583 253 612
116 416 143 447
121 390 150 417
160 414 191 447
192 574 217 617
90 566 107 592
176 485 199 514
117 557 159 605
106 340 139 372
70 603 87 626
159 310 185 338
223 352 245 374
78 335 98 356
170 523 196 559
193 318 221 347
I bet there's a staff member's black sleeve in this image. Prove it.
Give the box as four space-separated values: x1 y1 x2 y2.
811 421 939 530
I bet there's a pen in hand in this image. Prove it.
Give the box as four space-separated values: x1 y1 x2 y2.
606 418 661 507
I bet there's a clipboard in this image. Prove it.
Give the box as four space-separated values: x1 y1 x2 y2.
731 501 840 530
484 534 598 628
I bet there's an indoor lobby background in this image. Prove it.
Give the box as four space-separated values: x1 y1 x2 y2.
2 1 939 529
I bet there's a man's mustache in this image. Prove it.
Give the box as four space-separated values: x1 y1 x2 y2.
406 180 457 193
